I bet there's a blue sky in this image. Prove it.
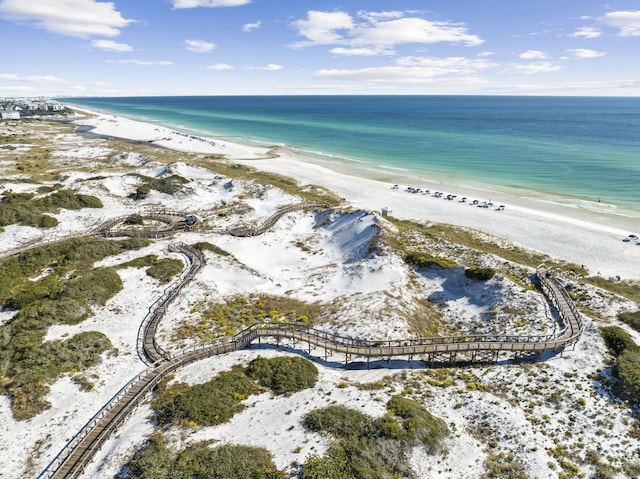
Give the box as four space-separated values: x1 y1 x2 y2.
1 0 639 96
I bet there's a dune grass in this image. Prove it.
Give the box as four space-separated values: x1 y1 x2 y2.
0 237 149 419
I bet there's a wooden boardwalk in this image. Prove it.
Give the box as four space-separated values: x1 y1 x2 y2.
40 265 582 479
31 205 584 478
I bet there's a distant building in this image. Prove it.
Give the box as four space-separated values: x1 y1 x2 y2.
0 110 20 120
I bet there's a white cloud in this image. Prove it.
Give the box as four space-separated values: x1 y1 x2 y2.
601 10 640 36
566 48 606 59
109 60 173 66
0 0 133 38
90 39 133 52
185 39 216 53
314 55 495 84
501 62 563 75
352 17 484 48
570 27 602 38
293 11 354 46
0 72 68 83
206 63 234 70
292 10 483 50
520 50 547 60
330 47 393 56
171 0 251 8
257 64 283 71
243 21 261 32
357 10 404 23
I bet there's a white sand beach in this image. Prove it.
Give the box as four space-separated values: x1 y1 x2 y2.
80 110 640 281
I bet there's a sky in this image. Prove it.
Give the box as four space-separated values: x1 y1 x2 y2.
1 0 639 97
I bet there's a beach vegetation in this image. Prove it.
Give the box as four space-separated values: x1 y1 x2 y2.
197 157 343 206
124 213 144 225
154 367 261 427
130 173 189 199
154 357 317 427
126 433 286 479
0 237 148 419
300 396 448 479
174 294 320 342
482 451 528 479
246 356 318 395
0 189 102 228
599 326 638 357
465 267 496 281
599 326 640 404
147 258 184 282
619 309 640 333
191 241 231 256
119 255 184 282
583 276 640 305
386 217 581 275
404 251 457 269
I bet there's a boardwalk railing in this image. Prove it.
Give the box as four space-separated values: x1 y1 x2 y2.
36 208 584 478
136 243 204 364
226 202 329 237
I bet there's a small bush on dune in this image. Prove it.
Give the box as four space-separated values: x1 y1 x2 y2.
619 310 640 333
301 396 449 478
154 368 261 426
618 350 640 402
464 266 496 281
246 356 318 395
600 326 638 357
146 258 184 283
126 434 286 479
303 405 372 438
404 251 457 269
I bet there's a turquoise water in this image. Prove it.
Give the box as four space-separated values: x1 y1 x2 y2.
61 96 640 217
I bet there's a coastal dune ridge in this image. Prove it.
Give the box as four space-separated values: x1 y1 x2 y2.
69 105 640 281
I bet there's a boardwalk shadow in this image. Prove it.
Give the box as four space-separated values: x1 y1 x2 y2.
248 342 525 370
418 266 505 306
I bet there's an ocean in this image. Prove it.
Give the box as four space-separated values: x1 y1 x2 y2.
60 95 640 219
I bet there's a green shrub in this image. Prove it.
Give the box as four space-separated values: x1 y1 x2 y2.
0 237 148 419
127 433 175 479
618 350 640 402
600 326 638 357
464 267 496 281
192 241 231 256
131 174 189 199
386 395 449 452
154 368 262 426
303 405 372 438
119 255 158 269
0 189 102 228
619 310 640 333
300 444 357 479
301 398 448 478
134 183 151 200
125 214 145 225
127 434 286 479
146 258 184 283
246 356 318 395
8 331 111 420
404 251 457 269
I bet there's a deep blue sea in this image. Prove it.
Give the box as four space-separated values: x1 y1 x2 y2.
60 95 640 218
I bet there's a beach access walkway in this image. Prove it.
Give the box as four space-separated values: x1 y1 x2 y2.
25 204 583 479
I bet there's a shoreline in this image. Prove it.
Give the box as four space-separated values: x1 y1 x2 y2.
67 107 640 281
